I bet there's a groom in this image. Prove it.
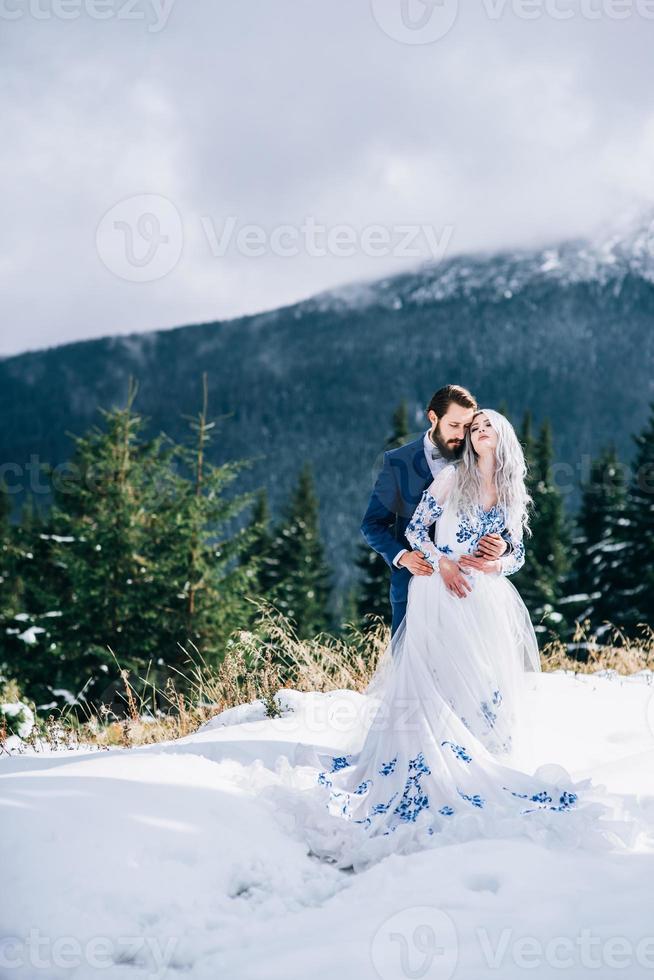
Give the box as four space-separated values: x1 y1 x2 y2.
361 384 511 636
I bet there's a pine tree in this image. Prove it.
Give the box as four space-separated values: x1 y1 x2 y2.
0 479 20 691
0 481 69 705
45 376 257 707
619 403 654 634
338 583 360 633
242 488 274 597
14 495 63 620
389 402 409 449
48 380 175 699
567 446 628 635
533 420 571 590
520 410 536 473
355 400 410 625
155 373 257 667
0 478 14 624
514 417 571 638
265 463 331 638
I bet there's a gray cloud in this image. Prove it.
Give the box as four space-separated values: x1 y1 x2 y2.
2 0 654 355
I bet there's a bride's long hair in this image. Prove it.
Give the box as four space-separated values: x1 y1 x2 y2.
448 408 532 538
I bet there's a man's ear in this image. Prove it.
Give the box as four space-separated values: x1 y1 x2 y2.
427 410 438 426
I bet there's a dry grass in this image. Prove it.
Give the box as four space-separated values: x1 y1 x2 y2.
541 620 654 674
0 601 389 755
2 603 652 755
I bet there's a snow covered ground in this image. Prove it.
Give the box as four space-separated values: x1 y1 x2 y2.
3 670 654 979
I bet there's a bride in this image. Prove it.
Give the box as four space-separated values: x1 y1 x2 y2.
287 408 631 870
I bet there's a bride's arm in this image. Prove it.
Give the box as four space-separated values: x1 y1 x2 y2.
405 491 444 571
405 464 456 572
496 526 526 575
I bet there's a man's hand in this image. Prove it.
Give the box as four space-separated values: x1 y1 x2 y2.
459 554 500 575
439 556 473 598
475 533 508 561
398 551 434 576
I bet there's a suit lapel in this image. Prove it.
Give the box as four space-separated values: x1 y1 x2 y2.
390 435 434 517
407 436 440 543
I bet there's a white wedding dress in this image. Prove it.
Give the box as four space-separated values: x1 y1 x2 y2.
263 463 635 871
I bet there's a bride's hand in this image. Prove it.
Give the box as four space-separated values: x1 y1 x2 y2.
458 554 500 575
439 556 473 598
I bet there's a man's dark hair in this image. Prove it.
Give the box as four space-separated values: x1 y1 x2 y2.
426 384 477 419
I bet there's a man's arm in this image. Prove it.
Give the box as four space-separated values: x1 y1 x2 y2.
392 548 408 568
476 531 510 560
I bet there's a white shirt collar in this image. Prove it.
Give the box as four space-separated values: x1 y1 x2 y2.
423 429 446 479
423 428 442 461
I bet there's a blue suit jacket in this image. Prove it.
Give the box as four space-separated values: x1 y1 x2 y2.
360 436 434 607
360 435 512 607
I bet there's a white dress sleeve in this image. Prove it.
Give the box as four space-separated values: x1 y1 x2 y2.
405 464 457 571
497 524 526 576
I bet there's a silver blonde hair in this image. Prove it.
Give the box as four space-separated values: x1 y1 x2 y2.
447 408 532 537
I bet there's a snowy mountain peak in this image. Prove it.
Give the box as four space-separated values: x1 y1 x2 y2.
303 211 654 316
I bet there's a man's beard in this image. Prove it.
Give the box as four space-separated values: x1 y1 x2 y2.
431 423 465 461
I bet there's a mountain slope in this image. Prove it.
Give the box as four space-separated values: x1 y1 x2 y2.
2 224 653 597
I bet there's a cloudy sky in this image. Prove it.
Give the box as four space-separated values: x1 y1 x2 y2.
3 0 654 356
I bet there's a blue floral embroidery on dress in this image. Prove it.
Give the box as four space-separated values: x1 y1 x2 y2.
406 483 526 578
507 788 552 803
372 792 399 815
405 489 444 570
392 752 431 823
458 790 485 808
479 689 504 733
394 788 429 823
379 756 397 776
406 491 443 538
317 755 581 839
334 792 351 817
455 513 476 544
464 505 504 552
499 536 526 575
480 700 497 728
409 751 431 775
503 787 578 812
554 791 578 810
442 740 472 763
